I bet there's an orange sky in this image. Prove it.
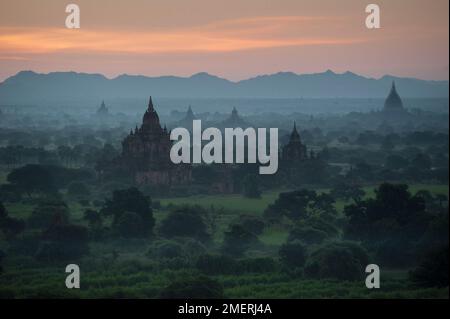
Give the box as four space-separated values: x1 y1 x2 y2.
0 0 448 81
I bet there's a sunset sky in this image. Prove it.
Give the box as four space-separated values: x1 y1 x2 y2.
0 0 448 82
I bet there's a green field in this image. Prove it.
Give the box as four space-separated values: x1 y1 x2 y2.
158 184 449 216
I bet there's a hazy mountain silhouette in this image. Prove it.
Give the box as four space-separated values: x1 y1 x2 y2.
0 70 447 105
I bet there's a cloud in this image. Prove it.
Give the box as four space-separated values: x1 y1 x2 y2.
0 16 364 55
0 55 28 61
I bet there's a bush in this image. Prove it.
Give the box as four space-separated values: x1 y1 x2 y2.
374 239 415 268
238 215 265 236
288 226 328 245
28 200 69 229
0 249 5 274
279 240 307 268
238 257 277 273
242 174 261 198
181 238 207 258
304 241 369 281
36 224 89 261
147 240 184 259
116 212 145 238
196 254 238 275
410 246 449 288
222 224 258 256
159 275 224 298
0 184 22 202
0 201 25 239
0 216 25 240
78 199 90 207
102 187 154 237
67 182 90 198
159 207 210 241
7 232 41 255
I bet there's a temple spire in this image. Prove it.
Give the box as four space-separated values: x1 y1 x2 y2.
390 81 397 94
290 121 300 142
384 80 404 111
148 96 154 112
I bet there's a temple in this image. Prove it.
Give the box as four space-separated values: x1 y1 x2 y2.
176 105 197 130
282 122 308 162
220 107 250 128
383 81 405 114
112 97 191 185
96 100 109 116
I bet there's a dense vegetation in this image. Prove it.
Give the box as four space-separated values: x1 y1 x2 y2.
0 107 448 299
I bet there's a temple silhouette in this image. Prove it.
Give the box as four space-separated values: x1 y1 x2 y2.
282 122 308 162
107 97 192 186
383 81 406 115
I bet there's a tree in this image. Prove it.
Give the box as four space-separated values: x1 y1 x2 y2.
196 254 238 275
147 240 185 259
28 199 69 229
57 145 74 167
222 224 258 256
159 275 223 298
0 201 25 240
265 189 337 221
331 182 365 203
83 209 102 228
279 240 307 268
83 209 103 239
7 164 56 197
0 202 5 220
304 241 369 281
102 187 154 237
265 189 316 221
159 206 210 241
385 154 408 170
0 249 5 274
411 153 432 170
380 136 395 151
288 226 328 245
116 211 145 238
410 246 449 288
435 194 448 208
36 224 89 262
238 215 265 236
67 182 90 198
0 183 22 202
242 174 261 198
343 183 434 266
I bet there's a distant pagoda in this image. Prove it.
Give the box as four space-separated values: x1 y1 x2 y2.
220 107 250 128
96 100 109 116
176 105 197 130
282 122 308 162
383 81 405 113
184 105 195 122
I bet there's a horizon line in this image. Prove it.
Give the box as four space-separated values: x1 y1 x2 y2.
2 69 449 84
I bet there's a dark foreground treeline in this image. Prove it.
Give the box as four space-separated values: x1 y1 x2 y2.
0 179 448 298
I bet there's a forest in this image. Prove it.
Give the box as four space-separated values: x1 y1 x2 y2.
0 102 448 298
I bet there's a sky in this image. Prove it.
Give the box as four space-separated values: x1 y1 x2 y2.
0 0 448 82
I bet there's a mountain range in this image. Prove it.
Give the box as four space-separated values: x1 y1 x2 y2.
0 70 447 105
